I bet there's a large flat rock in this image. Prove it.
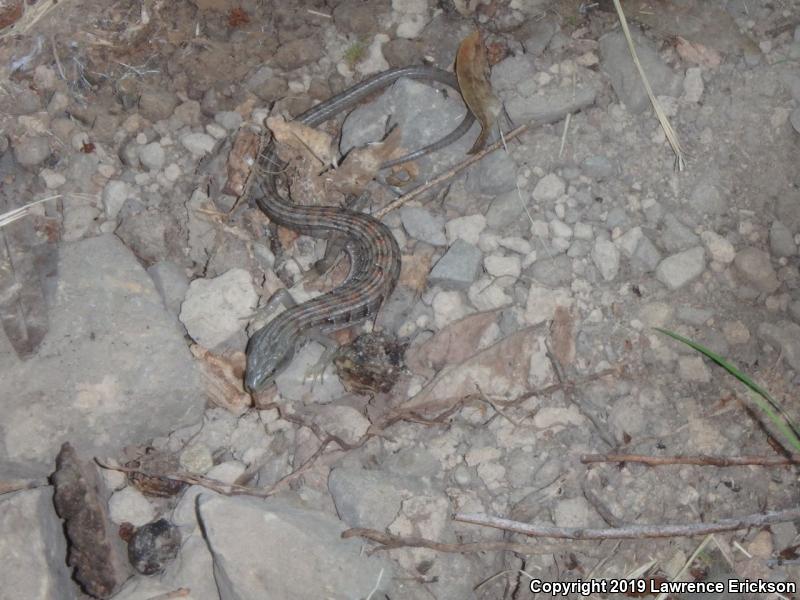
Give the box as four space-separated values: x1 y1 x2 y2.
0 234 205 470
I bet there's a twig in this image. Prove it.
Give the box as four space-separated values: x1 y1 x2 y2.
95 438 338 499
0 478 49 495
373 121 537 220
580 453 800 467
0 195 62 228
342 528 557 555
454 507 800 540
145 589 190 600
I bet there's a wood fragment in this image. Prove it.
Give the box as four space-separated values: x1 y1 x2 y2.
342 528 557 555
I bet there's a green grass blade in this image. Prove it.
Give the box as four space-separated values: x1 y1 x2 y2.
655 327 800 453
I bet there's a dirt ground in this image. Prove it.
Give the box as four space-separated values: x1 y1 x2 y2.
0 0 799 599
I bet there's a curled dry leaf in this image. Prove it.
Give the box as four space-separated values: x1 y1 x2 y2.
549 305 575 367
266 115 335 169
674 36 722 68
456 30 502 154
190 344 251 414
222 126 261 197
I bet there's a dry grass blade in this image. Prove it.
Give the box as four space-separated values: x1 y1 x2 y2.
0 195 62 228
612 0 685 170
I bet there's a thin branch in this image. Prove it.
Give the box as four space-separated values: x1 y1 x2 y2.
581 453 800 467
454 507 800 540
0 478 49 495
342 528 557 555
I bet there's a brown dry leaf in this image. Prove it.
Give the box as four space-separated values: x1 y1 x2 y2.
267 116 335 168
327 127 403 196
410 309 501 373
549 305 575 367
674 36 722 67
402 325 540 412
456 30 502 154
222 127 261 197
190 344 251 414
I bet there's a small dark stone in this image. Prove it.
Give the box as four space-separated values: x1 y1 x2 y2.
128 518 182 575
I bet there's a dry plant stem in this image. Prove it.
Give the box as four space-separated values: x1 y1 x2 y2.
374 121 535 220
581 453 800 467
342 528 557 555
145 590 190 600
0 479 49 495
455 507 800 540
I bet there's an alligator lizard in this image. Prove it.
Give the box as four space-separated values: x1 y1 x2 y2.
245 66 473 392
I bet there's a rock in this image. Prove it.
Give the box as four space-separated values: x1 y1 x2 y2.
102 180 132 220
197 495 396 598
400 206 446 245
180 268 258 349
733 247 780 294
138 90 179 122
115 201 183 265
0 235 206 467
758 321 800 371
392 0 430 38
445 214 486 245
599 27 681 113
147 261 190 317
0 488 73 600
581 154 615 179
678 355 711 383
274 341 347 404
654 246 706 290
683 67 704 103
310 406 370 445
432 290 470 328
465 151 517 196
39 168 65 189
769 221 796 257
553 497 594 528
592 239 620 281
246 66 288 102
484 254 521 279
485 188 526 229
328 466 425 530
661 214 700 252
689 181 726 215
108 487 156 527
138 142 165 171
382 38 424 67
127 518 182 575
428 240 482 289
12 134 50 167
180 132 217 157
532 173 565 202
791 107 800 135
524 285 573 325
333 0 382 34
530 255 573 287
272 38 324 70
700 230 735 264
213 111 243 130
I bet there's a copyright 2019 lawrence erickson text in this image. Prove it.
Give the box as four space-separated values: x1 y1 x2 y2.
529 578 796 596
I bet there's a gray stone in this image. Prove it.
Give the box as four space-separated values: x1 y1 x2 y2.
581 154 615 179
0 488 74 600
631 235 662 273
102 180 132 220
599 27 682 113
246 66 288 102
660 214 699 253
689 182 727 215
733 247 780 294
197 495 396 599
147 261 190 317
12 134 50 167
138 142 165 171
401 206 446 245
769 221 796 257
272 38 324 71
213 111 243 130
274 341 347 404
530 254 573 286
328 466 424 530
465 150 517 196
791 107 800 135
115 201 183 265
532 173 565 202
428 239 482 289
655 246 706 290
486 188 526 229
180 132 217 157
790 300 800 324
758 321 800 372
138 90 179 122
65 153 99 192
180 268 258 349
592 239 620 281
333 0 382 34
0 234 206 468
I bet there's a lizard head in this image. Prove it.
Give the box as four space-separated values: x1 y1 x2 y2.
244 327 296 393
